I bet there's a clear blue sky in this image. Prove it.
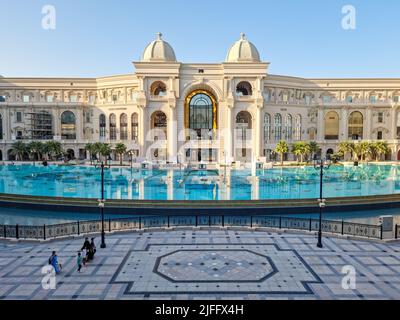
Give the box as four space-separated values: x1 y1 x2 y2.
0 0 399 78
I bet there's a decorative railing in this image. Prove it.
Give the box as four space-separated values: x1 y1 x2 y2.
0 215 386 241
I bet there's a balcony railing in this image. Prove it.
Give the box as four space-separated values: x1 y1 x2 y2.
0 215 385 241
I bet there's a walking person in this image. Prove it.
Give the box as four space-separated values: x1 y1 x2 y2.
48 251 62 274
77 252 83 273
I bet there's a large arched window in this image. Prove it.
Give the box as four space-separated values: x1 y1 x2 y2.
120 113 128 140
188 92 215 138
274 114 282 141
348 111 363 140
61 111 76 140
264 113 271 143
294 115 302 141
109 114 117 140
236 81 253 96
285 114 293 140
131 113 138 141
99 114 106 139
150 81 167 97
325 111 339 140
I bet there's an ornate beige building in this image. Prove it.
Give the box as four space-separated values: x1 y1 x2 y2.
1 33 400 163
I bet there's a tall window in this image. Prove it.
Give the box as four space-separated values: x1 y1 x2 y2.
274 114 282 141
110 114 117 140
99 114 106 139
131 113 138 142
377 112 384 123
348 111 364 140
325 111 339 140
264 113 271 143
285 114 292 140
120 113 128 140
151 111 167 141
294 115 302 140
236 111 252 141
61 111 76 140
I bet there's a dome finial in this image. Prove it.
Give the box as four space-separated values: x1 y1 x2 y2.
240 32 246 40
156 32 163 40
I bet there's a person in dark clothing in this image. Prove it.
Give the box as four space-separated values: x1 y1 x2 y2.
81 237 91 251
90 238 97 256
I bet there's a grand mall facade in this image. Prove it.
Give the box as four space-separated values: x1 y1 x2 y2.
1 33 400 163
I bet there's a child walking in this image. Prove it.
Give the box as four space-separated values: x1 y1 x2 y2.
77 252 83 272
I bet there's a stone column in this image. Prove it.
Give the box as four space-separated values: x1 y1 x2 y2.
225 104 233 163
317 107 324 142
341 108 348 141
168 105 177 163
391 107 397 140
365 107 372 140
254 105 263 160
139 106 146 160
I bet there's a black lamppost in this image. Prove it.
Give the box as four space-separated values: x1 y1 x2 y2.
99 162 106 249
313 154 331 248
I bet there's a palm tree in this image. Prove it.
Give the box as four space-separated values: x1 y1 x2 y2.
337 141 354 161
44 141 63 161
360 141 372 162
10 141 27 161
27 141 44 162
275 141 289 166
85 143 96 165
373 141 389 161
99 143 112 166
115 143 127 166
307 141 319 161
352 143 363 161
292 142 307 163
92 142 103 163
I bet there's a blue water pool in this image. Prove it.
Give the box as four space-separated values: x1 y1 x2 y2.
0 164 399 201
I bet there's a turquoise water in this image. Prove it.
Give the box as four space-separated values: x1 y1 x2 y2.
0 164 399 201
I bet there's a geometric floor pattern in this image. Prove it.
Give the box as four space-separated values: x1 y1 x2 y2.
0 229 399 300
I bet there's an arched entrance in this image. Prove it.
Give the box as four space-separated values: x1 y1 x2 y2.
184 90 218 163
66 149 75 160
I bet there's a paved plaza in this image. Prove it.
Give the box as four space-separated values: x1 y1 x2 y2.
0 229 399 300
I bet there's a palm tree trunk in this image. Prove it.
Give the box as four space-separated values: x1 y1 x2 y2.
281 153 283 166
120 154 123 166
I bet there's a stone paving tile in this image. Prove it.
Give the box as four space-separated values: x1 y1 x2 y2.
0 230 399 300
